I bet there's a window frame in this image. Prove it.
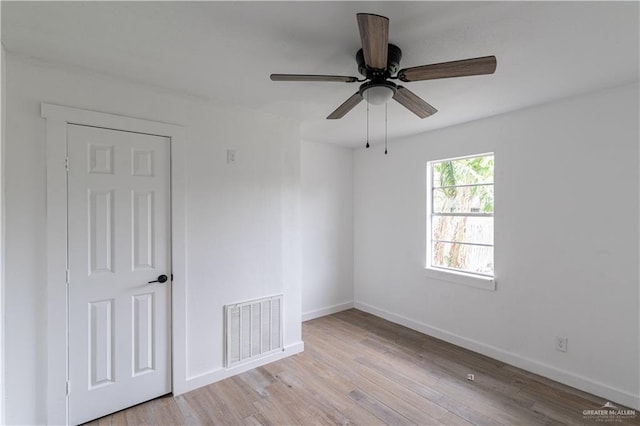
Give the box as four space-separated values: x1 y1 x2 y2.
425 153 496 291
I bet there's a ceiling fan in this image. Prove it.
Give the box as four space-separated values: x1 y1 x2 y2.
271 13 497 120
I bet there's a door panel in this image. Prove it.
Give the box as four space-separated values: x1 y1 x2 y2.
67 124 171 425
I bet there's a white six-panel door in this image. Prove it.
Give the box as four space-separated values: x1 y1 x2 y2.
67 124 171 424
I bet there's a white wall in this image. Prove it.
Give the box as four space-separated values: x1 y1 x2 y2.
3 48 638 425
301 140 353 321
3 54 302 424
354 83 640 409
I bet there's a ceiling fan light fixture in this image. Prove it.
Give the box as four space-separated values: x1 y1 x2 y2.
360 81 397 105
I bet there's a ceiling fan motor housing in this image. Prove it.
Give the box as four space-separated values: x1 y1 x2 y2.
356 44 402 78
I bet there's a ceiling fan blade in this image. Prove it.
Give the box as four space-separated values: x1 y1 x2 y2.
327 92 363 119
393 86 437 119
398 56 497 82
270 74 359 83
356 13 389 70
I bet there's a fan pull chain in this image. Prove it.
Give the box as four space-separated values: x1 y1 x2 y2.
384 102 388 155
365 92 370 148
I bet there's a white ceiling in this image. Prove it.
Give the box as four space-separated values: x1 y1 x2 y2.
2 1 638 147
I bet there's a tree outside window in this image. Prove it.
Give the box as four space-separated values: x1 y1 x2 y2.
428 154 494 277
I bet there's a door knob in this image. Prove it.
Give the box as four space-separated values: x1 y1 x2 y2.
148 274 168 284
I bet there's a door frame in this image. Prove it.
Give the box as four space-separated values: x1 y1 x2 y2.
42 103 188 425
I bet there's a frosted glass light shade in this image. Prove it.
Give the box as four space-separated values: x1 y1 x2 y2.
364 85 394 105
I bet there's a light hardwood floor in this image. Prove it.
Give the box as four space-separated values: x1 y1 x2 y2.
85 309 639 425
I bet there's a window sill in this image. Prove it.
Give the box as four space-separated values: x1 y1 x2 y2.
424 267 496 291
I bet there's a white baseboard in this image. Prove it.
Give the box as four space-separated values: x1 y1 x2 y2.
355 302 640 410
302 301 354 322
176 341 305 395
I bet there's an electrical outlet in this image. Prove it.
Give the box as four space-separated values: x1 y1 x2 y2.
226 149 237 165
555 336 568 352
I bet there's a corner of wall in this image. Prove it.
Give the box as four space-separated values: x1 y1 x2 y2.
302 302 354 322
1 41 7 425
300 141 356 321
177 341 304 396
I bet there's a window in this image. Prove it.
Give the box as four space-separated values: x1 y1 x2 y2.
427 153 494 278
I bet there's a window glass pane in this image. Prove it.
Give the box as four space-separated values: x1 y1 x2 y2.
432 155 494 187
433 185 494 214
431 241 494 276
428 153 494 278
432 216 493 245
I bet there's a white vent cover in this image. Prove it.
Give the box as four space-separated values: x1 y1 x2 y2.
225 294 283 368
